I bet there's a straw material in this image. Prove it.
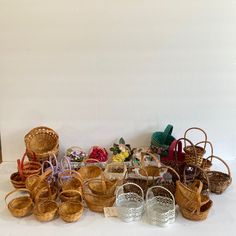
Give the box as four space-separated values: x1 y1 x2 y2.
34 200 58 222
24 126 59 162
180 200 213 221
59 201 83 223
205 156 232 194
59 190 83 202
78 161 102 181
10 172 26 189
83 180 116 213
58 170 83 192
184 127 208 167
5 189 33 217
34 185 58 203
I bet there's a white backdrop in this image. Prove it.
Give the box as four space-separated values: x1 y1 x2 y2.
1 0 236 161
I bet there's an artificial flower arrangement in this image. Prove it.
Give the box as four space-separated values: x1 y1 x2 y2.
87 146 108 163
110 138 132 162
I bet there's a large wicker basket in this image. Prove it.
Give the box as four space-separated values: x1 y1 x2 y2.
24 126 59 162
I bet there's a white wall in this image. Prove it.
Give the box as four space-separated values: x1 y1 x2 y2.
1 0 236 161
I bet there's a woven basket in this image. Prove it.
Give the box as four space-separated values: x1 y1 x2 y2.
151 124 176 157
204 155 232 194
78 160 102 181
59 201 83 223
180 199 213 221
59 189 83 202
184 127 208 167
10 172 26 189
18 152 41 180
34 184 58 202
58 170 83 192
176 179 210 213
34 200 58 222
24 126 59 162
5 189 33 217
83 180 116 213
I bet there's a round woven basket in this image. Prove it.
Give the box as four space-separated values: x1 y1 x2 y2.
34 200 58 222
24 126 59 162
204 155 232 194
10 172 26 189
5 189 33 217
59 201 83 223
78 160 102 181
180 199 213 221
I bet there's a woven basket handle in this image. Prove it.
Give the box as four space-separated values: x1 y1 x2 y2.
34 184 52 202
60 156 72 171
164 165 180 181
162 124 174 143
146 185 175 207
184 127 208 149
17 159 24 179
168 139 182 161
140 152 161 168
195 140 214 161
116 182 144 199
42 161 54 177
206 155 232 182
5 188 31 206
84 158 100 164
49 153 59 171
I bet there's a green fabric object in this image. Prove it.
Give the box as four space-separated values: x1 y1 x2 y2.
151 124 175 157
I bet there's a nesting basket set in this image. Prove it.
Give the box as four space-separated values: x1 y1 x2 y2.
6 125 232 226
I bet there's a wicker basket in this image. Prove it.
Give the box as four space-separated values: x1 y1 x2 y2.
10 172 26 189
180 199 213 221
18 152 42 180
24 126 59 162
204 155 232 194
34 200 58 222
59 189 83 202
83 180 116 213
58 169 83 192
59 201 83 223
78 160 102 181
5 189 33 217
184 127 208 167
34 184 58 202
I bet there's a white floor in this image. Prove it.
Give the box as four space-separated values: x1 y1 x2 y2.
0 161 235 236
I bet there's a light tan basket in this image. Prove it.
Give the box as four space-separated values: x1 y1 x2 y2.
59 201 83 223
5 189 33 217
59 189 83 202
24 126 59 162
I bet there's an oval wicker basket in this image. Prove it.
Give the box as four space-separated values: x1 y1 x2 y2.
34 200 58 222
5 189 34 217
78 160 102 181
59 201 83 223
24 126 59 162
204 155 232 194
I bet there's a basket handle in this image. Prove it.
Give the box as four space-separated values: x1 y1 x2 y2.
140 152 161 168
59 189 83 201
17 159 24 179
42 161 54 177
34 184 52 202
116 182 144 200
84 158 101 164
195 140 214 161
49 153 59 171
183 127 208 149
60 156 72 171
162 124 174 143
205 155 232 182
168 139 183 161
163 165 180 181
146 185 175 207
5 188 32 206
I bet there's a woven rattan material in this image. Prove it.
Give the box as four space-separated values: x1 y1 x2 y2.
10 172 26 189
59 190 82 202
24 126 59 162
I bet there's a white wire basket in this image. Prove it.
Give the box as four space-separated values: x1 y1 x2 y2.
116 182 144 223
146 186 175 227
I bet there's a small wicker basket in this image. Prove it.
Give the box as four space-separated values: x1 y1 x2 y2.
10 172 26 189
5 189 33 217
34 200 58 222
24 126 59 162
59 201 83 223
204 155 232 194
59 189 83 202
